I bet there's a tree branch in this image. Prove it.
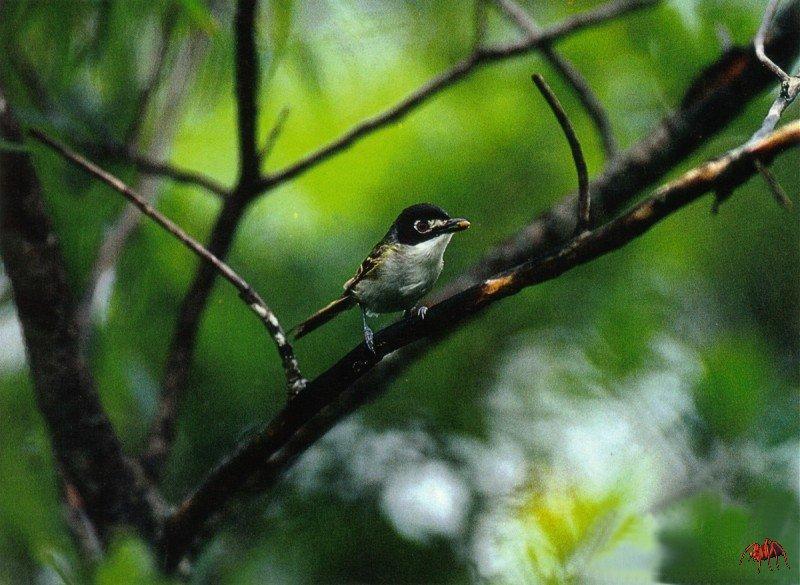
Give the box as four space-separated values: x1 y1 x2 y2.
145 0 658 481
259 106 290 164
749 0 800 144
142 0 267 478
495 0 618 160
163 119 799 569
77 28 217 348
756 0 794 82
159 4 800 562
234 0 261 184
30 129 307 395
0 90 162 543
255 0 657 192
532 73 590 232
88 143 230 198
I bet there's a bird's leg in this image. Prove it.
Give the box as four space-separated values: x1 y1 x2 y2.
404 305 428 321
361 305 375 353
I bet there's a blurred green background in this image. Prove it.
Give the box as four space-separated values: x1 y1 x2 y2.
0 0 798 583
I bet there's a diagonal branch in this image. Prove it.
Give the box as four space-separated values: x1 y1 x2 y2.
255 0 658 192
495 0 618 160
259 106 290 164
349 0 799 430
756 0 794 82
162 120 800 570
0 90 162 543
143 0 266 479
77 27 217 348
88 143 230 197
160 3 800 562
30 130 307 393
145 0 661 480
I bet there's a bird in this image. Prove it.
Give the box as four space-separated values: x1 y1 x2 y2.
292 203 470 352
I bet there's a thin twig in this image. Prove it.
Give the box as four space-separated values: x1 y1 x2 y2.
259 106 290 164
30 130 307 395
255 0 658 192
90 143 230 197
754 159 793 209
162 121 800 569
77 29 217 347
756 0 792 82
494 0 618 159
142 0 267 480
532 74 590 232
749 0 800 144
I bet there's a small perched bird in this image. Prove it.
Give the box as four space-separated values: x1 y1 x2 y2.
292 203 470 352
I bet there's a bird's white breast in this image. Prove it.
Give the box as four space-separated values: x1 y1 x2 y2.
353 234 452 313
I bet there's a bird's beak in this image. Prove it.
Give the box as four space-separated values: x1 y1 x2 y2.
442 218 471 233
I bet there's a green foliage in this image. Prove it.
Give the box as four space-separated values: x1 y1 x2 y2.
695 336 773 443
94 537 170 585
0 0 797 582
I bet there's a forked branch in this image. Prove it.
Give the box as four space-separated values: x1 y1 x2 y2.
750 0 800 143
147 0 662 480
254 0 658 192
162 119 799 570
29 130 307 396
496 0 618 159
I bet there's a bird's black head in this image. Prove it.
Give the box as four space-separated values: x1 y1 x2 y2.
391 203 470 245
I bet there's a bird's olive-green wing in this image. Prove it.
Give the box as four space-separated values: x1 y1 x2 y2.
343 242 395 292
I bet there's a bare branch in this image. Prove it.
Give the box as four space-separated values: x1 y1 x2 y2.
756 0 793 82
0 91 161 541
77 30 218 348
143 0 267 478
495 0 618 159
152 0 797 492
255 0 657 192
146 0 662 481
163 120 800 569
91 144 230 197
159 7 800 562
754 158 793 209
234 0 261 183
532 73 590 232
30 130 306 392
750 0 800 143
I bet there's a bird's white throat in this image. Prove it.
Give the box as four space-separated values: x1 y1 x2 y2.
402 233 453 264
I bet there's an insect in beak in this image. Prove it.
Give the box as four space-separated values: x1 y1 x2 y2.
441 218 471 234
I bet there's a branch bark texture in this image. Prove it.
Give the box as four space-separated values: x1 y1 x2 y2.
144 0 661 480
0 91 161 542
162 119 800 568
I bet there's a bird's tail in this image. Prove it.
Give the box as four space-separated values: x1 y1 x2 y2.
291 295 356 340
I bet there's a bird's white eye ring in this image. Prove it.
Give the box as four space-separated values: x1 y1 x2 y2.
414 219 431 233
